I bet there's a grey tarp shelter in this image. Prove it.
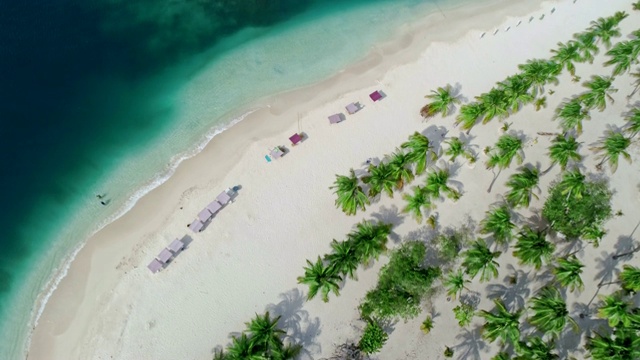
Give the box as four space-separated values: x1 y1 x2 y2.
345 103 360 114
216 191 231 205
147 259 164 273
198 208 212 222
157 248 173 264
168 238 185 253
328 114 344 124
189 219 204 233
206 200 223 215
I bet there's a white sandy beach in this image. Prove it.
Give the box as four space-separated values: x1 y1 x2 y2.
26 0 640 359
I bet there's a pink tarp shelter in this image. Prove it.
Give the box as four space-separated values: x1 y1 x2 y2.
157 249 173 264
345 103 360 114
147 259 164 273
328 114 343 124
369 91 383 102
289 133 302 145
189 219 204 233
216 191 231 205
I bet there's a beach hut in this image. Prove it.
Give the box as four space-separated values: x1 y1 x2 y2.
157 248 173 264
206 200 223 215
147 259 164 273
198 208 212 222
369 90 383 102
168 238 185 253
328 113 344 124
345 103 360 114
289 133 302 146
189 219 204 233
216 190 232 205
270 147 284 159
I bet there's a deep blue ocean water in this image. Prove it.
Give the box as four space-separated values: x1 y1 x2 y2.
0 0 445 356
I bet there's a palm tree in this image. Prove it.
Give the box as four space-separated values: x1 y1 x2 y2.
386 149 414 190
456 102 486 132
501 74 535 112
505 167 540 208
558 169 586 200
573 32 599 64
545 135 581 173
634 1 640 11
553 256 585 293
445 137 475 163
422 85 462 118
362 162 395 198
444 269 470 300
227 333 263 360
349 221 392 264
518 59 561 96
425 168 460 201
515 336 559 360
554 98 590 134
453 303 475 327
534 96 547 111
297 257 342 302
480 205 515 246
486 134 524 170
551 41 583 76
605 41 640 76
479 299 522 345
597 292 637 328
528 286 577 337
591 131 631 173
402 185 434 223
462 238 501 282
401 131 438 175
628 68 640 98
619 265 640 293
279 344 302 360
588 16 622 49
325 240 359 280
492 352 510 360
246 312 285 355
586 328 640 360
476 88 509 123
623 108 640 138
330 169 369 216
580 75 617 111
513 227 554 269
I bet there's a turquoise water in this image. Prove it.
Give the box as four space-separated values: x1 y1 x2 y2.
0 0 456 357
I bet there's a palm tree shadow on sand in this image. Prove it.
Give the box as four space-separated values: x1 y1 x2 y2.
265 288 322 359
370 204 405 244
454 326 487 360
486 265 533 311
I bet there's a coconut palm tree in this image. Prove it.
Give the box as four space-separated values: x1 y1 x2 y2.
591 131 631 173
492 352 510 360
422 85 462 118
362 162 396 198
402 185 434 223
545 135 581 173
553 256 585 293
297 257 342 302
349 221 392 265
619 265 640 294
551 41 583 76
501 74 535 112
529 286 577 337
401 131 438 175
486 134 525 170
518 59 561 96
586 327 640 360
330 169 369 216
515 336 559 360
476 88 509 123
597 292 637 328
554 98 590 134
425 168 460 201
573 31 599 64
445 137 475 163
246 312 285 355
634 1 640 11
513 227 555 269
386 149 414 190
505 167 540 208
479 299 522 345
623 108 640 138
462 238 501 282
480 205 516 246
325 240 360 280
444 269 470 300
453 303 475 327
605 41 640 76
227 333 263 360
456 102 486 132
588 16 622 49
558 169 586 200
580 75 617 111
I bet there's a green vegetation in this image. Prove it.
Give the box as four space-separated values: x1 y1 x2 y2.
425 168 460 201
330 169 369 215
401 131 438 175
554 98 590 134
552 256 584 293
505 167 540 208
480 205 515 246
453 303 474 327
420 316 434 334
546 135 581 172
445 136 476 163
403 185 433 223
358 318 388 354
486 134 524 171
298 257 342 302
528 286 576 337
421 85 462 118
462 238 501 282
444 269 470 300
591 130 632 172
513 227 554 269
515 337 559 360
479 299 522 345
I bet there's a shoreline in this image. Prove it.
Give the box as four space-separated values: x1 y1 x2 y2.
23 0 638 358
